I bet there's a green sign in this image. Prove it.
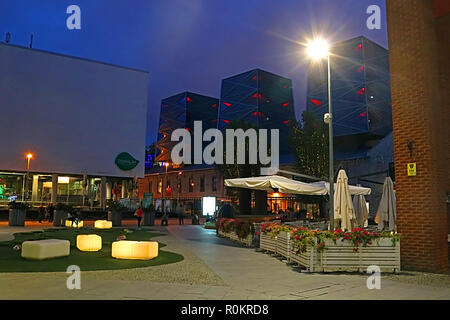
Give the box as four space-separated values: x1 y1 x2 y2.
115 152 139 171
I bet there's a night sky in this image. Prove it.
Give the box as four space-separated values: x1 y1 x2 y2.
0 0 387 145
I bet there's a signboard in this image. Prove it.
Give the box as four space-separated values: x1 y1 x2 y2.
115 152 139 171
407 163 417 176
143 192 153 209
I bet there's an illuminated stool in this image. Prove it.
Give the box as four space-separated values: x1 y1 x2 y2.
65 220 84 228
21 239 70 260
112 241 158 260
76 234 102 252
94 220 112 229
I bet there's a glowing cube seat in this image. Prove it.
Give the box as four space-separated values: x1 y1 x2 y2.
112 241 158 260
21 239 70 260
77 234 102 252
65 220 84 228
94 220 112 229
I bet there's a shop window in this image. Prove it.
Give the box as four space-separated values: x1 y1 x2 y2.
200 177 205 192
212 176 217 192
158 180 162 194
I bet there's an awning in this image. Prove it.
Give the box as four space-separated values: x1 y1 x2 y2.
224 175 328 196
310 181 371 196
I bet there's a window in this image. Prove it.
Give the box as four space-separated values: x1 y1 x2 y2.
212 176 217 192
200 177 205 192
148 181 152 193
158 180 162 194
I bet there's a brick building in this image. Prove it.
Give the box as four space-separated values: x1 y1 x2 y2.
386 0 449 272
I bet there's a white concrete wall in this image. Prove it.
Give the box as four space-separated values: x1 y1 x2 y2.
0 43 148 178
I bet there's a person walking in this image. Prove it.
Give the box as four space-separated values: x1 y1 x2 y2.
46 203 54 222
134 206 143 229
38 204 45 223
178 208 184 225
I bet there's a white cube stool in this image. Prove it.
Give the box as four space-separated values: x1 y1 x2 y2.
21 239 70 260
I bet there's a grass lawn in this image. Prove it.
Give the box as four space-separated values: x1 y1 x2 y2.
0 227 183 273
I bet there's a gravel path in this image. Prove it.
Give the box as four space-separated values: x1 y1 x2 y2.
81 230 225 286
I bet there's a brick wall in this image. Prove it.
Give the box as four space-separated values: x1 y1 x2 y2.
386 0 449 272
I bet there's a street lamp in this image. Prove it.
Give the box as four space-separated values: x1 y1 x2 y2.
22 153 33 201
306 38 335 230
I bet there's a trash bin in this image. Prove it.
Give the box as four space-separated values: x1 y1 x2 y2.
108 211 122 227
143 211 155 226
53 210 68 227
8 209 26 226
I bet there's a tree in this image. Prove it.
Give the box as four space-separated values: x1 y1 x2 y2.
290 110 330 219
216 120 264 215
290 110 329 179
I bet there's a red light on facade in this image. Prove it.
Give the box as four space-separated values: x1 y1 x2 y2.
252 93 262 99
186 97 191 102
360 112 367 117
283 120 290 124
357 88 365 94
223 102 232 107
358 66 364 72
223 119 230 123
252 75 257 80
185 127 190 132
252 112 263 117
311 99 322 106
212 104 217 108
282 102 289 107
211 119 217 123
356 43 363 51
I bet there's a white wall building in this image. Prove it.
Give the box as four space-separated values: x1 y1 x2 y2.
0 42 149 207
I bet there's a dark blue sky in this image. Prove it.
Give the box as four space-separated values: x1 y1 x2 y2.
0 0 387 145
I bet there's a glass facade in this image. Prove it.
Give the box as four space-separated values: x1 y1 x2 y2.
0 171 134 207
306 36 392 138
218 69 296 154
156 92 219 162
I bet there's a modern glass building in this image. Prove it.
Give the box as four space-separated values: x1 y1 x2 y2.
306 36 392 140
217 69 296 154
155 92 219 163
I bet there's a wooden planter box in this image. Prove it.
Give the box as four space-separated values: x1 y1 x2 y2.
260 233 277 253
276 231 291 260
290 238 400 273
218 229 253 246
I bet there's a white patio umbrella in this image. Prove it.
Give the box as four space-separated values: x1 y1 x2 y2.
310 181 371 196
224 175 328 196
375 177 396 231
333 169 355 231
352 185 369 228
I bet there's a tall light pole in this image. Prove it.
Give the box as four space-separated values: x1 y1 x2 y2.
306 39 335 230
22 153 33 201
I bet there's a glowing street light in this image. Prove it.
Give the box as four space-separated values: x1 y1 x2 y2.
306 38 335 231
306 39 330 60
26 153 33 170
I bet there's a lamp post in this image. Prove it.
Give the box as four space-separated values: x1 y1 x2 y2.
22 153 33 201
306 39 335 230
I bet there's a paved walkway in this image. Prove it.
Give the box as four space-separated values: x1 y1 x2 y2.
0 225 449 300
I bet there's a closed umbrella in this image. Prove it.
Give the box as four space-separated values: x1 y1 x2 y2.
334 170 355 231
352 185 369 228
375 177 396 231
